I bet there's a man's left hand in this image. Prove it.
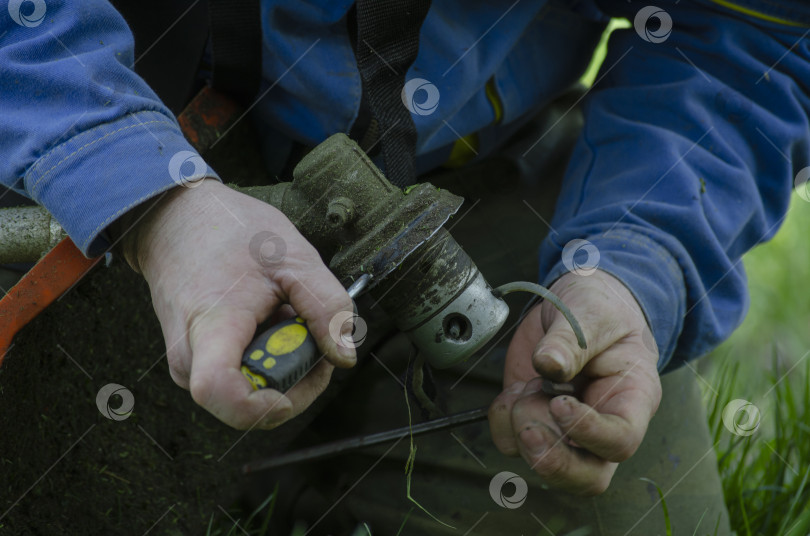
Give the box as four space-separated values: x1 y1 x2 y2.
489 269 662 495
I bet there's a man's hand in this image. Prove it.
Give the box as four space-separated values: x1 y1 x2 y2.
124 179 355 430
489 270 662 495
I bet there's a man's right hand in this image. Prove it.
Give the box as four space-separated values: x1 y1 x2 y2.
122 179 355 430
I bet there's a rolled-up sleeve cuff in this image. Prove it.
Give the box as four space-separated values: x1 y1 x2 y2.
540 229 687 371
24 110 219 257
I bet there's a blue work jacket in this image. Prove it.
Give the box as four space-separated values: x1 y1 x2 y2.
1 0 809 370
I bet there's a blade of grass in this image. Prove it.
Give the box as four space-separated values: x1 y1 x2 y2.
639 478 671 536
206 513 216 536
402 376 455 529
395 507 414 536
691 507 708 536
777 465 810 535
784 509 810 536
737 490 751 536
243 486 276 528
257 483 279 536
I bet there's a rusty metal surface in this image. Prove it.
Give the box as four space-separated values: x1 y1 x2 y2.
177 86 242 154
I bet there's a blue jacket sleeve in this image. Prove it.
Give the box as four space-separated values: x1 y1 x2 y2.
0 0 215 256
539 0 810 371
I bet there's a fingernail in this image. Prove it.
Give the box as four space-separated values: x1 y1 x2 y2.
261 416 284 428
535 348 568 378
258 395 292 427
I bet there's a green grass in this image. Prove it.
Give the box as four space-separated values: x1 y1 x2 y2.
204 488 368 536
704 355 810 536
700 195 810 535
205 485 278 536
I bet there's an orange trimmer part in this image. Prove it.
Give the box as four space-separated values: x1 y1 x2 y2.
0 237 100 365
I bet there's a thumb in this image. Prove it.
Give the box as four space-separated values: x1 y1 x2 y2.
278 266 358 369
532 308 590 383
532 291 621 382
532 271 648 383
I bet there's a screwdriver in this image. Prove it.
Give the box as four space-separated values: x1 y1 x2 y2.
242 406 489 473
240 274 371 392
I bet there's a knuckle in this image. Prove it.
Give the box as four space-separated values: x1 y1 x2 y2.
167 358 190 389
581 478 611 496
608 440 638 462
601 314 628 342
189 374 214 409
325 292 353 319
533 448 568 481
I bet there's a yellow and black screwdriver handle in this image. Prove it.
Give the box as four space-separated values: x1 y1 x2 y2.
240 274 370 393
240 316 316 392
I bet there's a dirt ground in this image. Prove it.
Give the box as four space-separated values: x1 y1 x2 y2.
0 260 298 535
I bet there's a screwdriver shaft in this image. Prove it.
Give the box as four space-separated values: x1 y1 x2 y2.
242 406 488 474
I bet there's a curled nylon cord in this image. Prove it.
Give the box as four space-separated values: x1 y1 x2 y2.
492 281 587 350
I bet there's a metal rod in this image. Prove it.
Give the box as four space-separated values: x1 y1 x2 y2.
346 273 372 299
242 406 489 474
0 206 66 263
